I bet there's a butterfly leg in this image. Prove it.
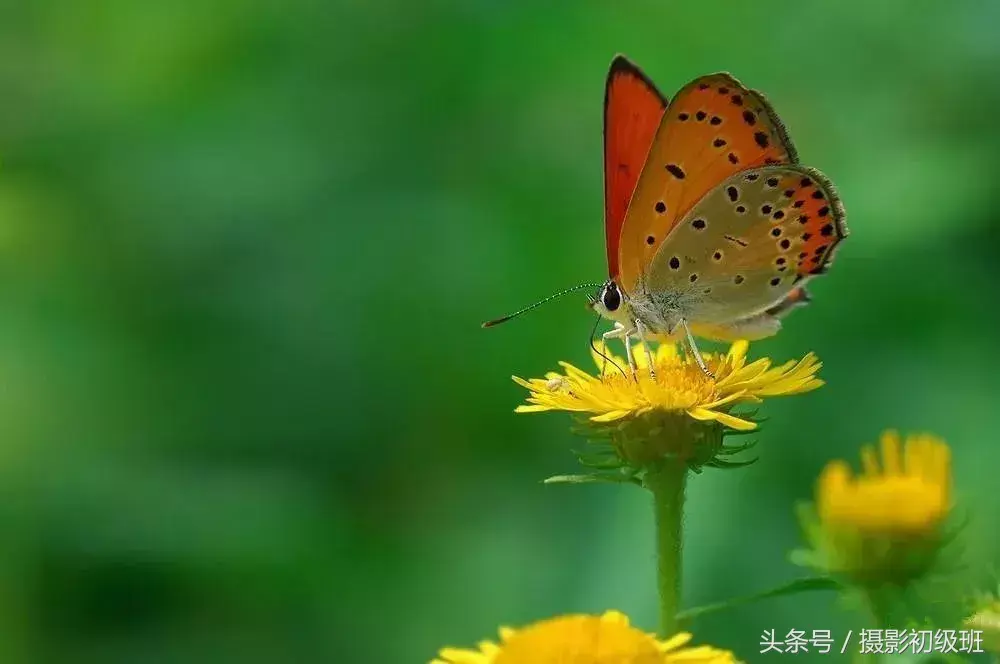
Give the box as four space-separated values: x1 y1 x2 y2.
633 319 657 381
600 324 624 376
601 322 635 378
606 323 638 378
622 328 637 379
680 318 714 379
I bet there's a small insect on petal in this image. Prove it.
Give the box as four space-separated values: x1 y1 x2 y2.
546 377 568 391
544 375 577 398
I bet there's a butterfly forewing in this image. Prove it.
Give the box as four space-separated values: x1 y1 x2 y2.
603 56 668 280
616 73 797 294
645 165 847 326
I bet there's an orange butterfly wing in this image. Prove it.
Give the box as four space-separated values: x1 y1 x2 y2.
784 169 848 278
617 73 798 293
603 56 668 280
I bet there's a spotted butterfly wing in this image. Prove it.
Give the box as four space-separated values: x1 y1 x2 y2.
645 164 847 327
616 73 798 294
603 55 668 280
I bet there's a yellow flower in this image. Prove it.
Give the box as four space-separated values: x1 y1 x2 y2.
431 610 736 664
818 431 951 535
514 340 822 432
513 340 821 470
794 431 954 587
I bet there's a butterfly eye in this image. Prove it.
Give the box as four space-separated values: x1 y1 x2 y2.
602 284 622 312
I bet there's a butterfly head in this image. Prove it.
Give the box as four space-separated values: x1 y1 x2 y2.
589 279 634 327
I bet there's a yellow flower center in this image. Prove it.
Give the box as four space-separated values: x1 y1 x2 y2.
599 361 718 413
818 431 951 535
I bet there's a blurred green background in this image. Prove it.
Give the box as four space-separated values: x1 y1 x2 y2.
2 1 999 662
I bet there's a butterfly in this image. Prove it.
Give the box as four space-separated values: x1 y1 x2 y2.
483 56 847 379
591 55 847 377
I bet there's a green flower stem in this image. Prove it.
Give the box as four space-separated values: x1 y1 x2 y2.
644 458 687 638
852 589 891 664
862 587 892 629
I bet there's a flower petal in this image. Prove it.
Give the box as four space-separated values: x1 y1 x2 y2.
699 390 749 411
590 409 631 423
727 339 749 364
687 407 757 431
558 361 599 384
436 647 489 663
514 404 552 413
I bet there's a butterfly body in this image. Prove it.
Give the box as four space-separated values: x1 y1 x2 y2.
595 57 847 373
594 281 793 344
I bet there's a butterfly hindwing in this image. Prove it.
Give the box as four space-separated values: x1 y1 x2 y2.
687 285 812 341
617 73 797 293
603 56 668 280
645 164 847 326
765 284 811 316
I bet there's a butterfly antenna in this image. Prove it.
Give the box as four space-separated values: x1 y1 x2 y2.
588 312 626 377
481 282 605 328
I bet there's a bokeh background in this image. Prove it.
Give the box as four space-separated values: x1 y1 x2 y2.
1 1 999 662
